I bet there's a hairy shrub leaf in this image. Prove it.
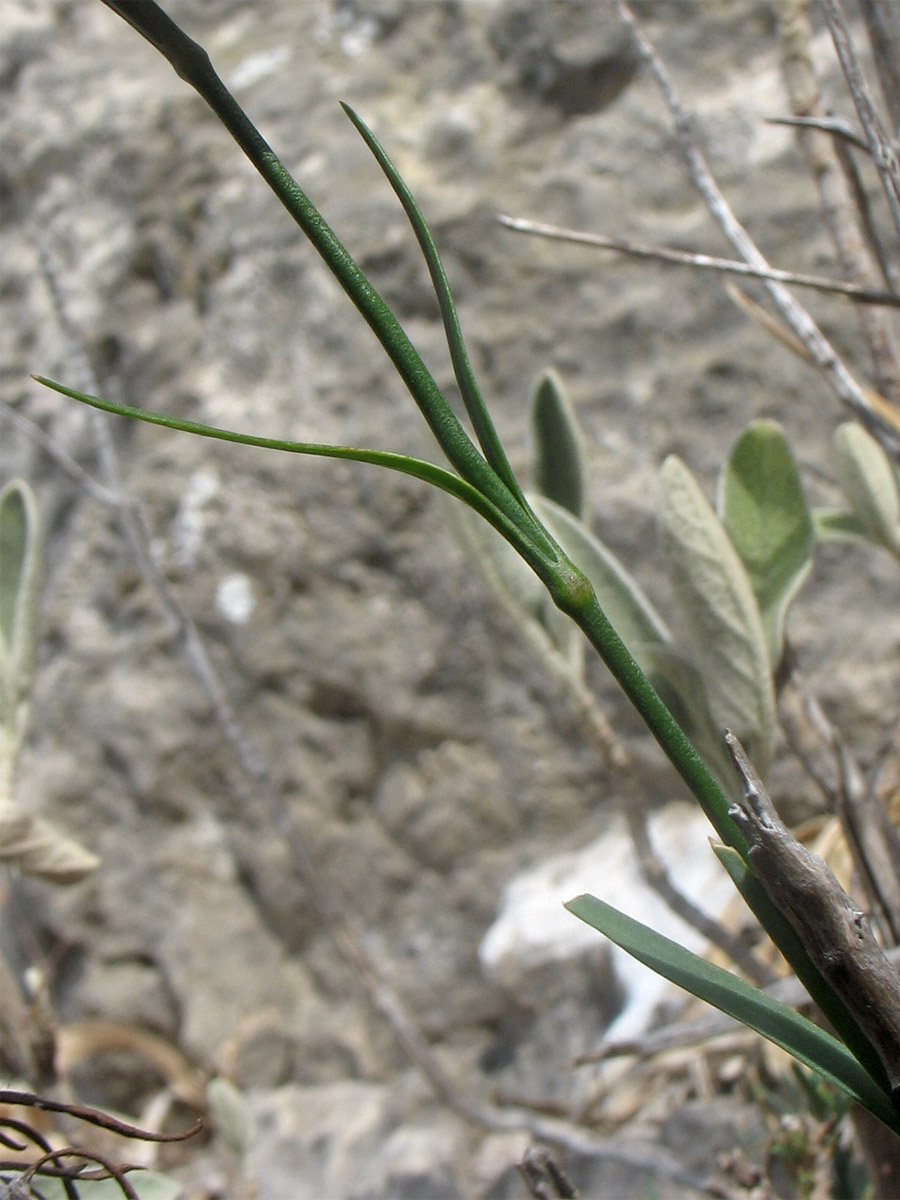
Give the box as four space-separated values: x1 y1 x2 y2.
832 422 900 557
658 456 775 774
719 420 813 668
0 479 42 735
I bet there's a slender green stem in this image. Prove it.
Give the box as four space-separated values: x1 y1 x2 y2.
96 0 554 559
557 579 745 852
81 2 891 1097
556 580 889 1089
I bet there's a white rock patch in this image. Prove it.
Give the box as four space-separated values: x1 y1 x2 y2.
480 802 736 1043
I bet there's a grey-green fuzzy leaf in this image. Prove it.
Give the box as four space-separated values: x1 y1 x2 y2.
0 479 42 732
832 422 900 557
719 420 814 668
658 456 775 774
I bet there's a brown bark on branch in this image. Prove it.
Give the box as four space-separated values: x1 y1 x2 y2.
725 730 900 1108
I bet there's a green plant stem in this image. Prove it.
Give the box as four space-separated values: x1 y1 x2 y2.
552 577 892 1093
97 0 553 560
81 0 889 1098
555 578 744 850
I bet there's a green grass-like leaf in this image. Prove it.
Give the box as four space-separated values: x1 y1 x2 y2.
565 892 900 1134
31 376 554 571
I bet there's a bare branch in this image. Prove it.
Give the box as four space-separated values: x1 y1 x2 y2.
616 0 900 461
821 0 900 242
725 730 900 1104
831 133 900 293
833 738 900 946
0 1090 202 1143
777 665 900 944
859 0 900 136
497 215 900 307
775 0 900 401
767 112 870 153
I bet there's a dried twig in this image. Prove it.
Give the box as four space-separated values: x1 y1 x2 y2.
616 0 900 460
518 1149 580 1200
777 664 900 944
725 730 900 1106
831 133 899 294
766 113 870 153
833 738 900 945
0 1090 202 1143
497 216 900 307
723 283 900 438
821 0 900 242
774 0 900 404
19 1147 141 1200
858 0 900 136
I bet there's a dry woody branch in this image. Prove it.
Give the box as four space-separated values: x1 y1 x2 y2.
725 730 900 1108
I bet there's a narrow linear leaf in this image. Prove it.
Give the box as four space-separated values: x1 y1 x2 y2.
565 892 900 1133
33 376 558 575
531 369 587 519
719 421 813 667
341 102 526 507
658 456 775 773
832 421 900 556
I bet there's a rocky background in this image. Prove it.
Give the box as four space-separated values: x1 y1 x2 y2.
2 1 898 1197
